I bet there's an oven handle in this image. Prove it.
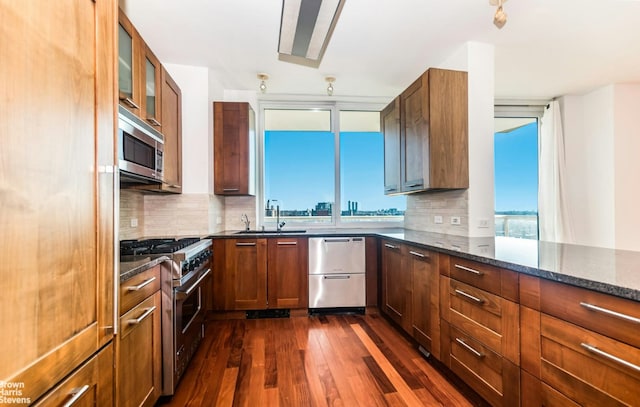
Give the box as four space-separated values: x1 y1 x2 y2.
176 268 211 300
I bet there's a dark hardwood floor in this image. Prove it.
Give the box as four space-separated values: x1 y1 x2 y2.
158 312 488 406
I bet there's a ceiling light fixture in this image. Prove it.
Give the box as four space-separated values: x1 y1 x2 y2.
278 0 346 68
490 0 508 29
257 73 269 93
325 76 335 96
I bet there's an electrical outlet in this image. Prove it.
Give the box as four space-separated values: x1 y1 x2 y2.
450 216 461 225
130 218 138 228
434 215 443 224
478 218 490 228
216 216 222 225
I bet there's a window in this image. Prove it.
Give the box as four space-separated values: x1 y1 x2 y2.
262 105 405 227
494 116 539 239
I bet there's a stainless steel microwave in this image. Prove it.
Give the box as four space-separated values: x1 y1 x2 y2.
118 106 164 184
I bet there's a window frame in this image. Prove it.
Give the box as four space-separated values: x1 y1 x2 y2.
257 100 404 229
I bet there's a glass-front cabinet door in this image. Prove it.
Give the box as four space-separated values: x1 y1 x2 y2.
142 45 162 128
118 9 140 113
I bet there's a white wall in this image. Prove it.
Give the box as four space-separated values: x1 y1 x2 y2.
613 84 640 251
164 64 211 194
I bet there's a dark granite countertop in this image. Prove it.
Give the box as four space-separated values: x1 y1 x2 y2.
119 254 169 283
208 228 640 302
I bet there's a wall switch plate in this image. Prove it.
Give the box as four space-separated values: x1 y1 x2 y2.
434 215 443 224
450 216 461 225
216 216 222 225
130 218 138 228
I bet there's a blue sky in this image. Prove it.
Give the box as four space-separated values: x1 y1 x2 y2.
264 131 406 211
494 122 538 212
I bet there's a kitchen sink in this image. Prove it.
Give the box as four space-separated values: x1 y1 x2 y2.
234 229 307 235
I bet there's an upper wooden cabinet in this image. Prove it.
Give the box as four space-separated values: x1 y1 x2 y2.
140 44 163 129
118 8 142 115
1 0 116 402
213 102 256 196
383 68 468 194
381 97 401 194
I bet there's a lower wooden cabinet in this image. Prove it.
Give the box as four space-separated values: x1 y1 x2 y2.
117 266 162 407
381 240 412 331
212 238 308 311
409 246 440 358
520 275 640 407
34 343 114 407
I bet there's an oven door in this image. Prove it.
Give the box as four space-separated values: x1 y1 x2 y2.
173 267 210 383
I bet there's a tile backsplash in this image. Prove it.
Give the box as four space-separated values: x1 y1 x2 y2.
404 189 469 236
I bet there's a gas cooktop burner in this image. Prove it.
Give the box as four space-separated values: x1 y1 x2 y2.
120 238 201 256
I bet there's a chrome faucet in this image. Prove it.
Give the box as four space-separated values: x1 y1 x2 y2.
270 200 285 231
241 214 250 231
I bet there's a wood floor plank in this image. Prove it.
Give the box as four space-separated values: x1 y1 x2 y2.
160 313 481 407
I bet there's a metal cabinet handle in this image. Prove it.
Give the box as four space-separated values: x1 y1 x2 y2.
236 242 256 247
277 241 297 246
119 97 140 109
580 302 640 324
384 243 399 249
409 250 428 258
406 183 423 188
223 188 240 192
581 343 640 373
62 384 90 407
454 264 483 276
454 288 484 304
146 117 161 127
455 337 484 358
128 306 157 325
385 187 397 192
176 269 211 300
324 275 350 280
126 276 156 291
324 238 350 243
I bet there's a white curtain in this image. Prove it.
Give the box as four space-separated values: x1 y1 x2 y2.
539 101 574 243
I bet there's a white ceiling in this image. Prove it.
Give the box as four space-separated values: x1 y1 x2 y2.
123 0 640 101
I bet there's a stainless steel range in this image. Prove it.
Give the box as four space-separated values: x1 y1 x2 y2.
120 237 212 395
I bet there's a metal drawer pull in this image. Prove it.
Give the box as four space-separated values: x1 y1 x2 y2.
146 117 161 127
581 343 640 373
324 238 350 243
579 302 640 324
455 338 484 358
277 241 297 246
454 264 483 276
223 188 240 192
128 306 157 325
120 97 140 109
324 275 350 280
126 276 156 291
384 243 398 249
236 242 256 246
409 250 427 258
62 384 90 407
454 289 484 304
176 269 211 299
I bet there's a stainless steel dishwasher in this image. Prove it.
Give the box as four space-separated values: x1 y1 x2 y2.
308 236 366 314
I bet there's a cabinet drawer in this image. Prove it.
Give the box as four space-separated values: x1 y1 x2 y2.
447 325 519 407
120 265 160 315
119 293 159 339
540 278 640 349
34 343 113 407
449 257 518 301
541 314 640 406
446 278 520 362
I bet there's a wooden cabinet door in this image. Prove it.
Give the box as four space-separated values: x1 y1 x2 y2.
226 239 267 310
140 43 163 129
400 72 429 192
428 68 468 189
267 238 309 309
118 8 142 114
159 67 183 193
381 241 412 332
381 97 401 195
0 0 116 402
409 246 440 358
213 102 255 195
118 292 162 407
